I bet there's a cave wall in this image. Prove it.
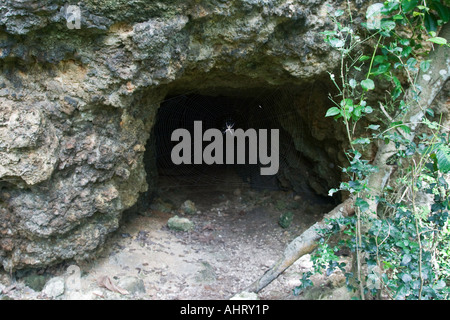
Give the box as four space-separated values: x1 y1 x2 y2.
0 0 366 269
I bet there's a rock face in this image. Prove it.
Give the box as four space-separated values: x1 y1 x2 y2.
0 0 364 269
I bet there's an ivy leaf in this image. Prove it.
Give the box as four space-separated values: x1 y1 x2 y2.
401 0 419 13
406 58 418 71
380 20 397 32
428 37 448 45
411 280 421 290
435 144 450 173
366 3 384 30
371 63 390 75
340 99 354 108
329 38 345 48
420 60 431 72
352 106 362 118
364 106 374 114
366 3 384 18
328 188 338 196
432 0 450 22
321 30 337 36
359 55 371 61
334 9 345 17
401 254 412 266
374 55 387 65
399 124 411 134
424 12 438 32
383 1 400 13
352 137 371 145
361 79 375 91
401 273 413 283
402 46 413 58
399 38 410 46
433 280 447 291
395 285 408 299
325 107 341 117
355 197 370 212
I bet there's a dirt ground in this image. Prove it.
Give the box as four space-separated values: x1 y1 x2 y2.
0 169 353 300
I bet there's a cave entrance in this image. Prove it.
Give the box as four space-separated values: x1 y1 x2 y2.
96 86 343 299
153 92 283 192
141 86 339 215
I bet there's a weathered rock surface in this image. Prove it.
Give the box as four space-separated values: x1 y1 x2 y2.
42 276 65 298
180 200 196 215
168 215 194 232
0 0 372 269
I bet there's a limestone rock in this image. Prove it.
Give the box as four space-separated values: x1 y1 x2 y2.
168 216 194 232
180 200 196 215
42 277 65 299
278 211 294 229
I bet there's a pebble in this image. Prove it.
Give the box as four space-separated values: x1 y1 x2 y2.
42 277 65 298
168 215 194 231
180 200 196 215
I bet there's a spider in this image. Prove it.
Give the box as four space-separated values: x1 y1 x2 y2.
223 121 235 135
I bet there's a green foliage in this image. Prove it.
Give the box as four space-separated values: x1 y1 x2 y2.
279 211 294 229
297 0 450 300
361 79 375 91
428 36 448 44
434 144 450 172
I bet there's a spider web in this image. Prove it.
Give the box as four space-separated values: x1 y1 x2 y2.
150 86 304 189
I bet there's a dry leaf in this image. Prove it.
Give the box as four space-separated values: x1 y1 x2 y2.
97 276 129 295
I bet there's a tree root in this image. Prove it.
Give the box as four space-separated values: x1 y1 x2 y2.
244 197 355 294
